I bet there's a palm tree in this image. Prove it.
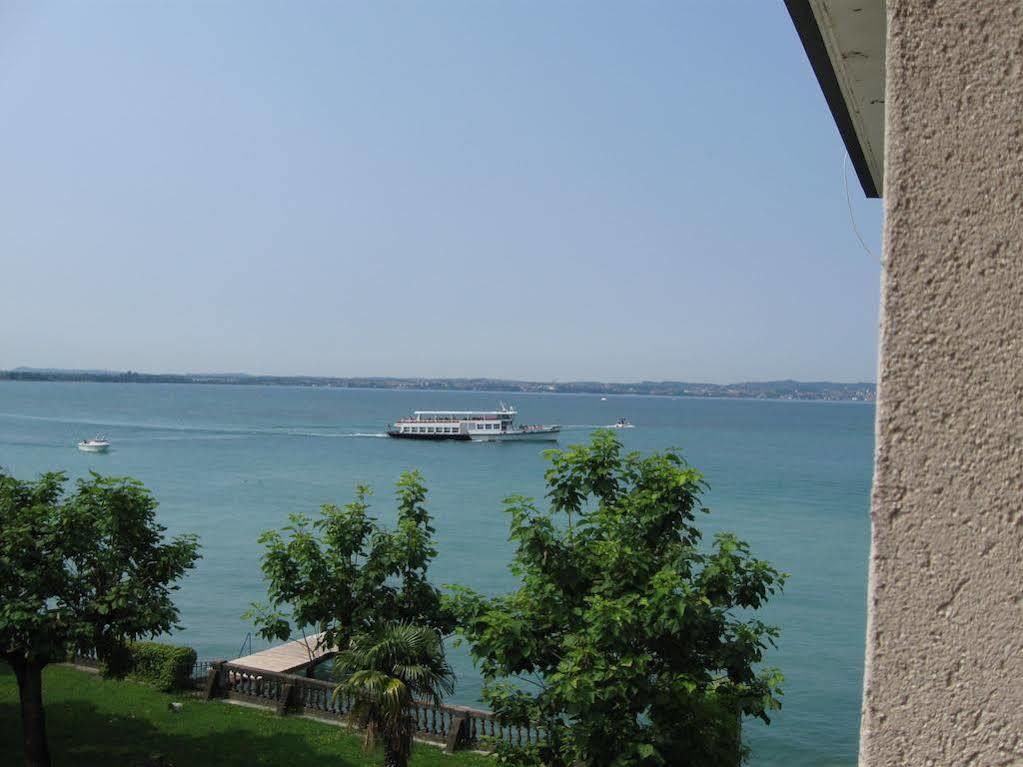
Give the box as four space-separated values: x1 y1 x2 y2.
334 622 455 767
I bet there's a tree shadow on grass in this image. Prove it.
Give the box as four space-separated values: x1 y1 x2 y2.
0 698 369 767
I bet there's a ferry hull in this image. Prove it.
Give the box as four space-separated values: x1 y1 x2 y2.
471 426 560 442
387 431 471 441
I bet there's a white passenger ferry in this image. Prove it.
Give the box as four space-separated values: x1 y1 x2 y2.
387 404 559 442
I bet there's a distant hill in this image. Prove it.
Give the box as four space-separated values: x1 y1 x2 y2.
0 368 876 402
11 366 120 375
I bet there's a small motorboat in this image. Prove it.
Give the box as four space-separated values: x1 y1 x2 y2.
77 437 110 453
607 418 635 429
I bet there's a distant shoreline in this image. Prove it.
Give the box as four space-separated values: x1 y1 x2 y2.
0 369 876 403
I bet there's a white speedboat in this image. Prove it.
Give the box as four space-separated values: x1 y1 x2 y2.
77 438 110 453
387 404 560 442
607 418 635 429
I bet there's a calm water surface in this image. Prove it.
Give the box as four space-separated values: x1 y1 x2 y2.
0 382 872 766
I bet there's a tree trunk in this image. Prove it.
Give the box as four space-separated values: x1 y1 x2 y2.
12 659 51 767
383 738 407 767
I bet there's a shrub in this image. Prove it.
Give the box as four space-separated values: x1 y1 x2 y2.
447 431 784 767
102 641 197 692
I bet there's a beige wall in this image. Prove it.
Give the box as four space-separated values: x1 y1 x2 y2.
861 2 1023 764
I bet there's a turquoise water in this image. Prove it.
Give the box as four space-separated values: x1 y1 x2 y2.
0 381 871 765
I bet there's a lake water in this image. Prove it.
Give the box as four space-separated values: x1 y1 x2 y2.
0 381 872 766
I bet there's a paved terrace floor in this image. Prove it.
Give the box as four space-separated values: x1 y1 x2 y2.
232 632 335 674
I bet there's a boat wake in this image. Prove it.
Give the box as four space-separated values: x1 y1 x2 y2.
0 412 389 441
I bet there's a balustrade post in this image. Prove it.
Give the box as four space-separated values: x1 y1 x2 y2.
203 660 225 701
444 715 468 754
276 682 295 716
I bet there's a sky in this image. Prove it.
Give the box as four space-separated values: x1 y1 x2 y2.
0 1 883 383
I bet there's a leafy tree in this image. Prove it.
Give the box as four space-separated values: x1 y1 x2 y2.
334 622 455 767
248 471 453 654
447 432 786 767
0 471 200 767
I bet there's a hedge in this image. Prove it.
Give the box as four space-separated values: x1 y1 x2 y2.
101 641 197 692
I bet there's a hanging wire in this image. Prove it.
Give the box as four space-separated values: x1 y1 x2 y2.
844 153 882 266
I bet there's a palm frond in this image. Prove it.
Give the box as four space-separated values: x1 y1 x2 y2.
332 622 456 762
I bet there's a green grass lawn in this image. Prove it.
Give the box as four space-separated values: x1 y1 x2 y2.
0 663 492 767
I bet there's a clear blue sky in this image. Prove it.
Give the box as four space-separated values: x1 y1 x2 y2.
0 1 882 383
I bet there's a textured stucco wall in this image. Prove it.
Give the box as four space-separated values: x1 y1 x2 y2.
861 2 1023 765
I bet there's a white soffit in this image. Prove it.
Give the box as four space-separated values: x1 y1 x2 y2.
809 0 886 196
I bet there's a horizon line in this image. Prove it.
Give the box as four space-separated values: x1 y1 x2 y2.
2 366 878 388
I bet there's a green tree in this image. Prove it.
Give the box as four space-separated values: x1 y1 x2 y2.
248 471 453 654
0 471 200 767
447 432 786 767
334 622 455 767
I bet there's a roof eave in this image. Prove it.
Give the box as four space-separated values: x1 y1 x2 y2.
785 0 884 199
